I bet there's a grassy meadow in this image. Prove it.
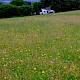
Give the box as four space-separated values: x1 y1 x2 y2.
0 10 80 80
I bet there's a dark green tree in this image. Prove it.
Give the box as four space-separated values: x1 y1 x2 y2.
18 5 32 16
41 0 52 8
0 4 18 18
51 0 62 12
32 2 41 15
0 2 2 5
40 0 80 12
10 0 25 6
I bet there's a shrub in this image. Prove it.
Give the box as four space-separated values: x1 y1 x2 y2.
0 4 18 18
0 4 32 18
18 5 32 16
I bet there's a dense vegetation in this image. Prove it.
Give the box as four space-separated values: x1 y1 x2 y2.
32 2 41 15
0 10 80 80
0 0 32 18
41 0 80 12
0 0 80 18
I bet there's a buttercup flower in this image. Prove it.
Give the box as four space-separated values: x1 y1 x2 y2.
34 68 36 71
42 71 45 74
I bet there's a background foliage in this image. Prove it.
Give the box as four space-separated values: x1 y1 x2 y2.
0 0 32 18
41 0 80 12
0 0 80 18
32 2 41 15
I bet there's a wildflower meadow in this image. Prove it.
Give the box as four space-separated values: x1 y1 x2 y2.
0 10 80 80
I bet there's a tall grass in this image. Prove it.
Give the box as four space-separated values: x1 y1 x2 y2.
0 10 80 80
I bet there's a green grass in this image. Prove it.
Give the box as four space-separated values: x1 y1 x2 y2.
0 10 80 80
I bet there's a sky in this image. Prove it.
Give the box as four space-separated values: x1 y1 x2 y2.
0 0 40 3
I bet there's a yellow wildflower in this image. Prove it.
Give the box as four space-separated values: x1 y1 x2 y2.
42 71 45 74
34 68 36 71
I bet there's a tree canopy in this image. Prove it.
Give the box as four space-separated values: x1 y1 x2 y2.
41 0 80 12
10 0 25 6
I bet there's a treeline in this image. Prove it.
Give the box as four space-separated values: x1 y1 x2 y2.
41 0 80 12
0 0 32 18
0 0 80 18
